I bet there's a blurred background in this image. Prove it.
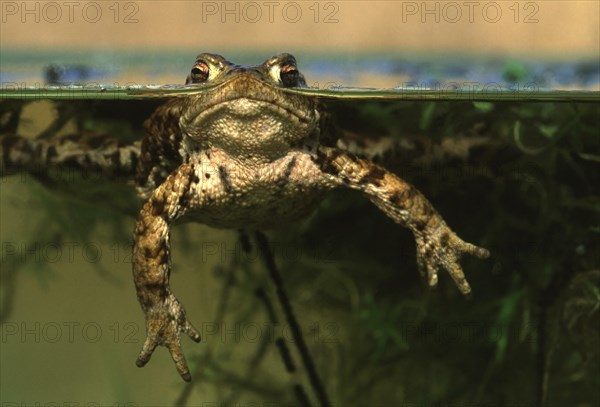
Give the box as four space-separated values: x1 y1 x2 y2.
1 1 599 407
1 0 599 87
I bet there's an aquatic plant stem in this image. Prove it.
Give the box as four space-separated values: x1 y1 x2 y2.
254 231 331 407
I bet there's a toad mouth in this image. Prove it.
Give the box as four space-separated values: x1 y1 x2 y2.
195 96 312 125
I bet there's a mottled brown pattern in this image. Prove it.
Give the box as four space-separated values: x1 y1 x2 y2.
0 131 139 178
0 53 490 382
313 145 489 295
129 54 489 381
132 163 201 381
135 102 186 199
359 166 386 186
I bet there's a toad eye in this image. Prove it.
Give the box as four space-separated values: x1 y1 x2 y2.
279 64 299 87
190 62 210 83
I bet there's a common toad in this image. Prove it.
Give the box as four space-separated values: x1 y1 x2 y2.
0 53 490 382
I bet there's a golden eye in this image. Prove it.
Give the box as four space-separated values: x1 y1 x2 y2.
190 62 210 83
279 64 299 87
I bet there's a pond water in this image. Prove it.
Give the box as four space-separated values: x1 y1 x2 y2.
1 54 598 406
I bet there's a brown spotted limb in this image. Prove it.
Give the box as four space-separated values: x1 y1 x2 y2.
0 132 139 178
132 162 202 382
131 143 490 381
314 146 490 294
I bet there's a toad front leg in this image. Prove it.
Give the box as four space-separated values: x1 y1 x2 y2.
314 146 490 294
132 162 202 382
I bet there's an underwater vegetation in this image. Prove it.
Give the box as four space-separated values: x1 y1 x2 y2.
0 92 598 406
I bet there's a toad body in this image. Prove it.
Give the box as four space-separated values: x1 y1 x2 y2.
133 53 489 381
0 53 490 382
